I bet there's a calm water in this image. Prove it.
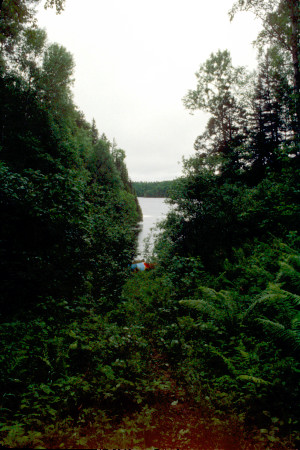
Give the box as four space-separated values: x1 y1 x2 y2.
136 197 170 259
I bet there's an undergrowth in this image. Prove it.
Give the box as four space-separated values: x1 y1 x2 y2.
0 240 300 448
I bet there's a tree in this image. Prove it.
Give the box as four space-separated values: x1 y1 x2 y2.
11 27 47 85
247 51 286 179
91 118 99 145
0 0 38 49
87 138 121 189
230 0 300 143
0 0 65 63
112 147 128 184
183 50 250 177
39 43 75 103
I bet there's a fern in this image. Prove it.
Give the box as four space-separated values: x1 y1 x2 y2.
277 258 300 293
180 287 240 329
179 299 225 323
237 374 270 385
256 318 300 353
243 283 300 323
207 344 238 375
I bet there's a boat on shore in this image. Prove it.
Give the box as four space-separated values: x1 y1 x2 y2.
130 260 155 272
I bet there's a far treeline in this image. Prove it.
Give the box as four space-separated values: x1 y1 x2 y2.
1 0 300 449
133 180 173 197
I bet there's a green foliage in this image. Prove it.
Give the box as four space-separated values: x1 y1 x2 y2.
166 244 300 429
0 27 141 311
183 49 250 178
44 0 65 13
230 0 300 141
0 1 38 52
0 8 145 445
39 43 75 104
1 1 300 448
87 139 121 189
154 158 300 273
0 296 154 425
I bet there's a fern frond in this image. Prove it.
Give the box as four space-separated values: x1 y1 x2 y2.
179 299 223 321
194 322 219 333
180 287 240 326
277 260 300 293
243 283 300 322
238 374 270 385
236 344 251 361
292 313 300 331
197 286 220 302
256 318 300 352
286 254 300 270
196 286 235 305
262 283 299 303
277 241 299 257
207 345 237 375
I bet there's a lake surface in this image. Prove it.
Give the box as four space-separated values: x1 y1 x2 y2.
135 197 170 259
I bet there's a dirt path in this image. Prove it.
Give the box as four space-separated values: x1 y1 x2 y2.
123 346 257 450
43 345 284 449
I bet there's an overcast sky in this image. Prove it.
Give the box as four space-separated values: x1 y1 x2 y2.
36 0 261 181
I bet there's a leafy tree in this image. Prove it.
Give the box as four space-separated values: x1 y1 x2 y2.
38 43 75 106
16 27 47 84
156 173 248 271
87 138 121 189
0 71 62 172
0 0 65 67
0 0 38 50
183 50 250 178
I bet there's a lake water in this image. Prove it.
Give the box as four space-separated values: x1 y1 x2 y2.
135 197 170 259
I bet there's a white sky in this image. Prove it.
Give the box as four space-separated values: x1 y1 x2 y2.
36 0 261 181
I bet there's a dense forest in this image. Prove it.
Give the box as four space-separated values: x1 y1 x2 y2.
0 0 300 449
133 181 173 198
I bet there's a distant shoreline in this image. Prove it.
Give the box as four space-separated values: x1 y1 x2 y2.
133 180 173 198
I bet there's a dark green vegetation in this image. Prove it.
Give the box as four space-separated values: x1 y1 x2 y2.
133 180 173 198
0 0 300 448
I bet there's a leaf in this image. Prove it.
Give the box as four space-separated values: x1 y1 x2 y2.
101 365 115 380
41 384 53 394
238 375 270 385
69 342 78 350
267 435 279 442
